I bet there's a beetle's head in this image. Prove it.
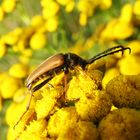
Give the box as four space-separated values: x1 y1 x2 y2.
65 53 87 69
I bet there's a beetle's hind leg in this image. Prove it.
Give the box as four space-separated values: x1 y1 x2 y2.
13 90 33 129
13 77 54 129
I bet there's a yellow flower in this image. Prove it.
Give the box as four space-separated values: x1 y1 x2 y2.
42 1 60 19
30 32 46 50
99 0 112 10
113 21 134 39
16 39 27 52
35 91 57 119
9 63 29 78
47 107 79 137
2 33 18 45
99 108 140 140
65 0 75 12
18 54 31 64
102 19 134 40
100 19 118 40
48 107 99 140
6 93 36 127
106 74 140 108
12 27 23 35
41 0 54 7
84 36 95 50
18 49 32 64
0 6 4 21
0 75 21 99
66 69 98 100
19 120 47 140
56 0 70 6
79 13 87 26
21 48 33 57
70 40 85 54
0 72 8 84
35 85 63 119
101 12 134 41
13 88 26 103
119 3 133 23
127 40 140 54
7 127 17 140
58 121 99 140
77 0 95 16
118 55 140 75
15 27 34 52
1 28 22 45
75 90 112 122
2 0 16 13
45 17 58 32
102 68 120 89
31 15 45 28
134 0 140 16
31 15 46 33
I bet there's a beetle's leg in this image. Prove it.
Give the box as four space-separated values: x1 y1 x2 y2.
13 90 33 129
13 77 53 129
64 72 67 94
62 67 69 103
31 76 53 92
47 83 54 88
74 66 87 75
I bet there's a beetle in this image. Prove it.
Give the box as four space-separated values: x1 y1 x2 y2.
14 45 131 128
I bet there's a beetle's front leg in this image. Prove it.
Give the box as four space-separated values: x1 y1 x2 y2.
62 67 69 103
31 76 53 92
64 72 68 94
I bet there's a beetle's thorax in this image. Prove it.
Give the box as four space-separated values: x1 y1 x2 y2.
64 53 87 69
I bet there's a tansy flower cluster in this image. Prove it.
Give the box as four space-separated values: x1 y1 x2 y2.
102 40 140 89
0 23 47 60
0 0 140 140
77 0 112 26
99 108 140 140
0 0 113 59
6 57 140 140
6 61 111 139
0 0 17 21
99 1 140 43
0 63 29 111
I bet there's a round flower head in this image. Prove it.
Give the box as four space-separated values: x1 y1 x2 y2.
99 108 140 140
106 74 140 109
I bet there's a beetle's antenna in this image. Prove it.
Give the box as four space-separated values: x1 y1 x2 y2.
13 90 33 129
87 45 131 64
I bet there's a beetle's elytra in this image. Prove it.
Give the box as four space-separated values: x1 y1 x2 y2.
14 45 131 128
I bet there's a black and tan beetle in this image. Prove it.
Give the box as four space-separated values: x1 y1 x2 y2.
14 45 131 128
